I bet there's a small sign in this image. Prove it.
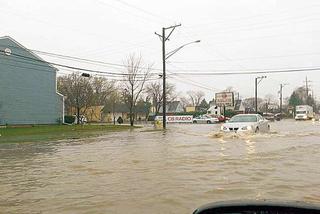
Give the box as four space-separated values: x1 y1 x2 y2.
215 92 234 107
155 115 193 123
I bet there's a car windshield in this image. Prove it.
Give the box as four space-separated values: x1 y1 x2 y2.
229 115 257 123
1 2 320 214
296 111 306 114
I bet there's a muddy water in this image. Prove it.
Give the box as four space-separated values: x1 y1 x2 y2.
1 120 320 213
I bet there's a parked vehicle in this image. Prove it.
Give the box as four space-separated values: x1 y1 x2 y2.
193 115 219 124
263 113 275 121
207 114 229 122
274 113 282 121
220 114 270 133
295 105 314 120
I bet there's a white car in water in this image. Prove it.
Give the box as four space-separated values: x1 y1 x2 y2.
193 115 219 124
220 114 270 133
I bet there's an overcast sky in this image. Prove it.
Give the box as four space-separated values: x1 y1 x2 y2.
0 0 320 101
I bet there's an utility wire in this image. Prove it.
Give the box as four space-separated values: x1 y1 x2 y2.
2 46 320 76
169 67 320 76
0 61 161 82
169 51 320 64
0 44 162 72
0 50 159 77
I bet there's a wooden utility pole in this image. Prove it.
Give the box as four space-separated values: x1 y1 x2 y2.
304 76 312 104
155 24 182 129
162 27 167 129
255 77 258 113
255 76 266 113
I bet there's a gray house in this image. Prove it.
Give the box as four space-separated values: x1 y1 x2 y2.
0 36 64 125
159 101 184 114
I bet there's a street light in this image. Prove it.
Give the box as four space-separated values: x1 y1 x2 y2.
161 38 200 129
165 40 201 60
255 76 267 113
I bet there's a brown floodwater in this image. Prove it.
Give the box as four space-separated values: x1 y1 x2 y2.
1 120 320 213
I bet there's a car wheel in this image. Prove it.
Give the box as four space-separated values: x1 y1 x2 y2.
207 120 212 124
255 127 259 133
193 121 197 124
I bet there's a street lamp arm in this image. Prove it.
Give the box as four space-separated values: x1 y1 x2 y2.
165 40 200 60
165 46 184 60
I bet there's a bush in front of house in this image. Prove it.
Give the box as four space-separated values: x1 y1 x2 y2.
64 115 76 124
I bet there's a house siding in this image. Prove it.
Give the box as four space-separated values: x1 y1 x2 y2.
0 37 63 125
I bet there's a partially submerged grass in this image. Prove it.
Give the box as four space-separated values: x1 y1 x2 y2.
0 124 135 144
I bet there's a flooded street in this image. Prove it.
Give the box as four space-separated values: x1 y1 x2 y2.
1 120 320 213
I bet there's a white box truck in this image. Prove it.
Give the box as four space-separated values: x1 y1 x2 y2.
295 105 314 120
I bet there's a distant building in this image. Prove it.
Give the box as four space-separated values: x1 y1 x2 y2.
102 103 149 123
159 101 184 114
185 106 196 112
84 106 104 122
234 99 245 113
186 106 207 113
0 36 64 125
207 105 221 115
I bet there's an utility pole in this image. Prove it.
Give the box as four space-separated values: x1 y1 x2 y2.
279 83 288 116
162 27 167 129
255 76 267 113
304 76 312 104
255 78 258 113
265 100 268 114
155 24 181 129
305 76 309 98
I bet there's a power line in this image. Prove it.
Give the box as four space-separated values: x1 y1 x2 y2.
168 74 215 92
167 62 222 92
186 4 320 29
169 67 320 76
0 50 159 77
3 45 320 76
169 51 320 64
0 44 162 72
111 0 170 22
0 60 161 82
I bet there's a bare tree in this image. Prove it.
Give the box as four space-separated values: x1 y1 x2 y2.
146 81 176 116
57 73 93 124
109 89 121 125
224 86 234 92
242 97 263 109
264 94 276 103
122 54 152 126
179 95 191 109
187 90 205 106
91 77 115 106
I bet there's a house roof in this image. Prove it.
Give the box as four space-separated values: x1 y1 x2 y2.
103 103 148 113
0 36 58 71
159 101 182 113
207 105 220 111
167 101 180 112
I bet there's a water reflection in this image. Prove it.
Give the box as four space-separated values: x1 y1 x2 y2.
218 138 227 157
245 139 256 155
